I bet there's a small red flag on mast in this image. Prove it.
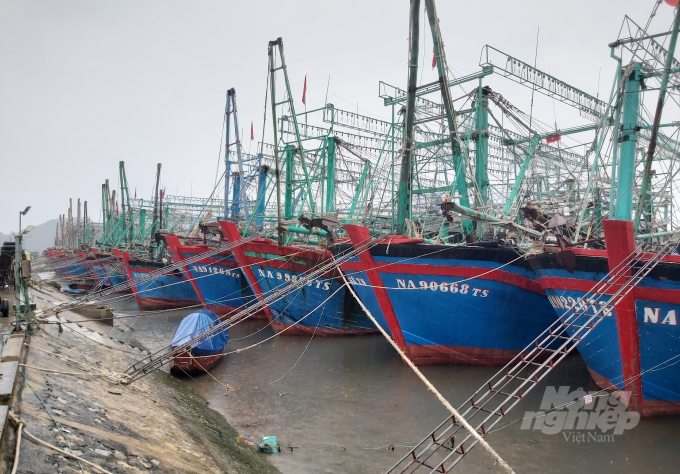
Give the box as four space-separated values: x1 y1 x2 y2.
302 74 307 105
251 121 254 140
432 47 437 69
546 134 561 144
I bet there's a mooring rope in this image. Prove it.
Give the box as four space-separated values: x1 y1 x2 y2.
338 270 516 474
8 413 114 474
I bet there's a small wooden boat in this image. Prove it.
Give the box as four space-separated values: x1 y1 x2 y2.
169 309 228 376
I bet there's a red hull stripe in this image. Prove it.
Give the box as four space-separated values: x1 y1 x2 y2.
174 250 242 268
237 241 333 275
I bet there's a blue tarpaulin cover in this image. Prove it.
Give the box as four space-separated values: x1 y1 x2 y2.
62 288 86 294
170 309 228 356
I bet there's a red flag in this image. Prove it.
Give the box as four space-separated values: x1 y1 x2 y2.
432 47 437 69
302 74 307 105
161 188 165 200
251 121 254 140
546 134 561 144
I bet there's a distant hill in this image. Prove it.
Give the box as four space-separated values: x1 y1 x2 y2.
0 218 58 253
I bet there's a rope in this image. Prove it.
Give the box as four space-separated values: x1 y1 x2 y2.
19 364 96 377
489 351 680 435
44 236 258 315
170 283 347 360
8 413 114 474
338 270 516 474
20 373 85 473
187 353 237 394
44 246 308 317
10 419 25 474
21 343 128 384
268 298 324 385
42 321 143 356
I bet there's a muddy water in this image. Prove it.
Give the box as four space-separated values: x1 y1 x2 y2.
106 299 680 474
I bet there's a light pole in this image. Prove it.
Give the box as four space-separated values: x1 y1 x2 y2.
16 205 31 290
15 206 32 332
18 206 31 243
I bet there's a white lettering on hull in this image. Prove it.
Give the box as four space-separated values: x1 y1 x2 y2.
256 268 332 291
643 307 678 326
357 277 491 297
546 293 613 316
548 295 679 327
190 264 240 278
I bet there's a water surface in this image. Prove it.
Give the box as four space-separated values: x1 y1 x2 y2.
110 301 680 473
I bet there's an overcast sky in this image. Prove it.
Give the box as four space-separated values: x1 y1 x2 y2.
0 0 666 234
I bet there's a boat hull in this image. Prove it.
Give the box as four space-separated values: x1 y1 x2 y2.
113 249 200 311
47 249 98 288
333 225 558 365
219 222 377 336
91 249 131 293
162 236 264 319
169 350 223 375
530 220 680 417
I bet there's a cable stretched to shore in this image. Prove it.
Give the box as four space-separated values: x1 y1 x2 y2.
20 364 97 377
338 271 516 474
43 236 259 315
177 283 347 361
22 344 128 383
268 297 324 384
44 246 308 317
122 236 384 383
8 413 114 474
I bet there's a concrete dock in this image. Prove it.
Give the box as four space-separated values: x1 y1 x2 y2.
0 285 281 474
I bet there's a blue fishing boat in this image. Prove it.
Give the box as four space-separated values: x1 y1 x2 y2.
530 12 680 417
169 309 229 375
220 221 377 336
91 248 130 291
112 248 200 311
161 234 262 318
531 221 680 417
333 225 556 365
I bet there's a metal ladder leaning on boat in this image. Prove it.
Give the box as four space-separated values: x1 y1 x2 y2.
386 240 678 474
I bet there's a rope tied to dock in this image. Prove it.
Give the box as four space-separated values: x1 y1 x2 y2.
19 364 128 384
22 343 129 384
10 418 25 474
8 413 114 474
